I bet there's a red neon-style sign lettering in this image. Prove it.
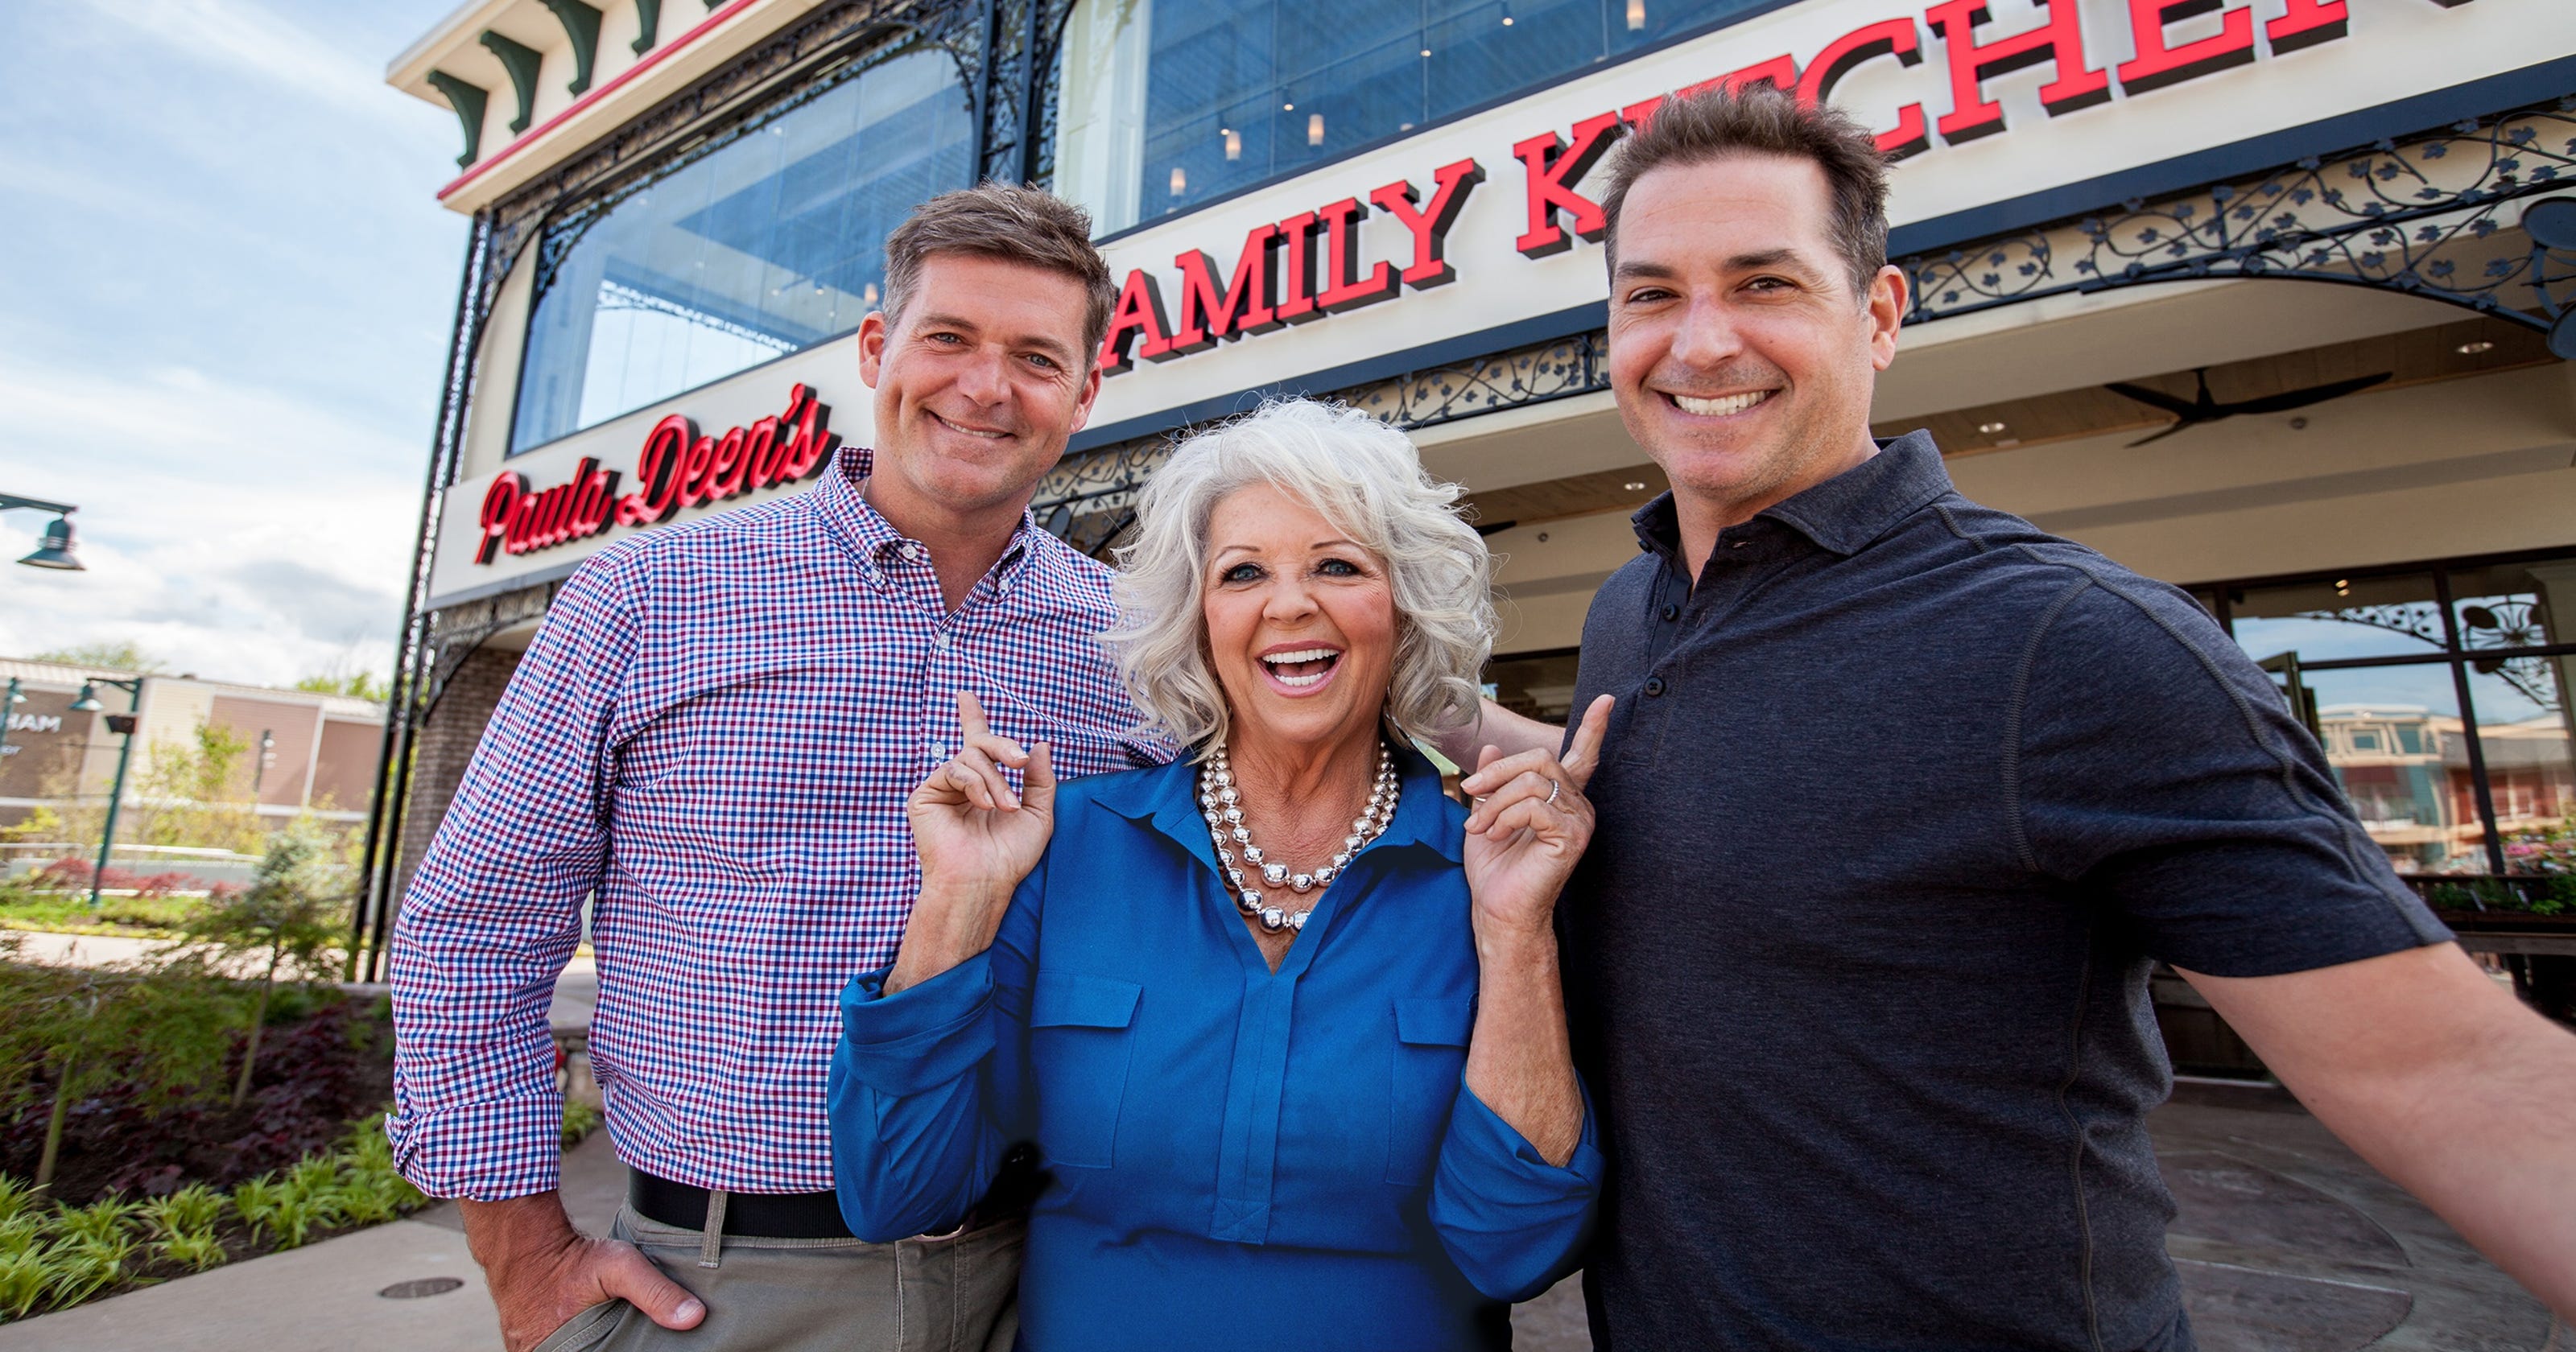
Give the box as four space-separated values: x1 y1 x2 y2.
2118 0 2255 94
1512 111 1627 258
1369 159 1485 290
1924 0 2112 142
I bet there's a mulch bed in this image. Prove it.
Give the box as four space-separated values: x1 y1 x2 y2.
0 989 396 1207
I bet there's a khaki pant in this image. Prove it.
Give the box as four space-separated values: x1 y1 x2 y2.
530 1204 1023 1352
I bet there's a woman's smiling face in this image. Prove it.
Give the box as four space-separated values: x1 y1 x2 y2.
1200 481 1397 754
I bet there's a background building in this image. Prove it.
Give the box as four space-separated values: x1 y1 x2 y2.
0 656 385 878
365 0 2576 972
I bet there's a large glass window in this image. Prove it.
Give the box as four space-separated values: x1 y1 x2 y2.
510 46 973 454
1055 0 1773 235
2219 553 2576 876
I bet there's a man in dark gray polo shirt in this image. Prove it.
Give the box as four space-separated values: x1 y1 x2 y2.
1459 89 2576 1348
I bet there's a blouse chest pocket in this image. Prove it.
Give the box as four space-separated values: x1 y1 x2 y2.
1385 997 1474 1186
1029 973 1142 1170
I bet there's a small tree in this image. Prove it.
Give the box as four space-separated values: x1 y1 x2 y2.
130 722 261 855
169 824 350 1107
291 670 389 702
0 958 240 1189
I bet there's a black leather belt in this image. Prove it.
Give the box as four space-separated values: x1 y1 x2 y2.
630 1172 851 1239
629 1144 1041 1240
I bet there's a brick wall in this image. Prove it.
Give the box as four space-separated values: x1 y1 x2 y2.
395 645 524 898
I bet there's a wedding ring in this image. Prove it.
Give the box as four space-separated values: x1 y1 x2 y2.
1544 779 1562 806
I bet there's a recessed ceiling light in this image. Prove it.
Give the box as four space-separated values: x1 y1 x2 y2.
2458 340 2496 354
1421 48 1432 57
1623 480 1647 491
1977 421 2008 434
1282 101 1294 111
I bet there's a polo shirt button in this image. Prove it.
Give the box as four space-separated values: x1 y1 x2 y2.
1643 677 1667 697
1660 604 1679 622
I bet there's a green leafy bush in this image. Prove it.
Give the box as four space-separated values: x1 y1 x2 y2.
139 1185 224 1241
155 1229 226 1272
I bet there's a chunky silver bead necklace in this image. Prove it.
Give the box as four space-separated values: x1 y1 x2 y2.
1197 741 1401 932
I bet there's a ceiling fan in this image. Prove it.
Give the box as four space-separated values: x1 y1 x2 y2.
2103 367 2393 447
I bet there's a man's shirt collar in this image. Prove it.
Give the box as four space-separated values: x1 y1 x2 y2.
1629 429 1953 563
814 446 1045 593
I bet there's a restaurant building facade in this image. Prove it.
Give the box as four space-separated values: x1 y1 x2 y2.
366 0 2576 978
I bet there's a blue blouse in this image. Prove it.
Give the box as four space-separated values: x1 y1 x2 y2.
829 749 1602 1351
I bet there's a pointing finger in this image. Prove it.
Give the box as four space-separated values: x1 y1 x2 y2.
1022 741 1056 814
1564 695 1614 790
957 690 992 740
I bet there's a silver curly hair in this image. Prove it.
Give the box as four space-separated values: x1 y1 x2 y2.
1103 398 1496 755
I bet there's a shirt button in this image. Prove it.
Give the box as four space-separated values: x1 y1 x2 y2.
1660 604 1680 622
932 630 952 649
902 543 924 561
1643 677 1667 697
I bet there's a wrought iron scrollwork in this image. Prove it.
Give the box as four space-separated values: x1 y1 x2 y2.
1031 331 1612 558
485 0 1002 357
1344 332 1608 431
1900 98 2576 353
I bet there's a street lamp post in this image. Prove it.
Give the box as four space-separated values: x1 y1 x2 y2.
1 493 84 571
0 678 24 766
69 678 143 909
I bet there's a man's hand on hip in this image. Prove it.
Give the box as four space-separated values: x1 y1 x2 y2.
459 1191 706 1352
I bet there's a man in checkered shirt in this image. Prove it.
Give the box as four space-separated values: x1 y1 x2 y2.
387 185 1166 1352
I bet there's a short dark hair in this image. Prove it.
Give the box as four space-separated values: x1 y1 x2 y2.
1600 86 1893 303
881 183 1118 366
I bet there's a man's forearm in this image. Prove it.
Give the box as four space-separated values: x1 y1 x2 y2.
2187 945 2576 1316
1436 698 1563 769
459 1190 583 1274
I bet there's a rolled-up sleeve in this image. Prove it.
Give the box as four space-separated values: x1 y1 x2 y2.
829 868 1043 1243
384 552 640 1200
1428 1080 1605 1303
830 954 1005 1242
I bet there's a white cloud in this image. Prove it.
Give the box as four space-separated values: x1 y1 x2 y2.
71 0 408 127
0 352 417 687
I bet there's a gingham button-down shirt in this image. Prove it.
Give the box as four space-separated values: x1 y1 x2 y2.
387 449 1168 1199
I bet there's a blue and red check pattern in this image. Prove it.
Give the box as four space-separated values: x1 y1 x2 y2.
387 449 1167 1200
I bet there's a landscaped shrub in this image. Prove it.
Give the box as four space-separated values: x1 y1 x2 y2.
0 1111 459 1321
0 962 243 1188
166 824 351 1107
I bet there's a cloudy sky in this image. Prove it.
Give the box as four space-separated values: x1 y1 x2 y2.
0 0 465 687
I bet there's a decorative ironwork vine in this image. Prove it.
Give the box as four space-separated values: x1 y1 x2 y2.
2285 600 2563 713
1900 98 2576 353
1029 332 1612 559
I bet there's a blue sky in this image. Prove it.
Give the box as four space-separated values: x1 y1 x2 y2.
0 0 465 687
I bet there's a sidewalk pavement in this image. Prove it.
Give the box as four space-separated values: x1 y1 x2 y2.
1 933 2554 1352
10 1086 2558 1352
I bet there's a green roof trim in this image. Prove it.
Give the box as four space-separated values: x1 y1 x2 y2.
633 0 661 55
423 70 489 167
538 0 604 97
478 30 543 134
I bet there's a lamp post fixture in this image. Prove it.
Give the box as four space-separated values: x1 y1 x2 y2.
1 493 84 571
69 677 143 909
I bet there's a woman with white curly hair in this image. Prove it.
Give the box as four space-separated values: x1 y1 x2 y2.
828 398 1612 1350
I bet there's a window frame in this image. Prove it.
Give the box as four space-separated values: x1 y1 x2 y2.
1071 0 1811 249
2192 546 2576 876
503 31 976 460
